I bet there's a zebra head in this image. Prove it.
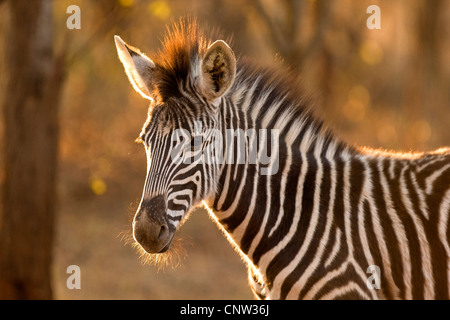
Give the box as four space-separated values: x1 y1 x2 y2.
115 27 236 254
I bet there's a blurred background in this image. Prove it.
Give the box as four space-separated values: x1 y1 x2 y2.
0 0 449 299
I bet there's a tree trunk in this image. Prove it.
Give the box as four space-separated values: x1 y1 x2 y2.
0 0 63 299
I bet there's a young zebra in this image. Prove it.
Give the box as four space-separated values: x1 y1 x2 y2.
115 21 450 300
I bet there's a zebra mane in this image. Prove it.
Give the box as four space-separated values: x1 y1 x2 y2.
150 19 229 102
233 57 352 156
152 19 351 156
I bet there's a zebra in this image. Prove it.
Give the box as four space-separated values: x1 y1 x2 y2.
115 21 450 300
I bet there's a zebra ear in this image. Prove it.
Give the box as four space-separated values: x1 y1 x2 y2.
115 35 155 100
199 40 236 101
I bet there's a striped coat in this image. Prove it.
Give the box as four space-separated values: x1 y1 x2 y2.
115 20 450 300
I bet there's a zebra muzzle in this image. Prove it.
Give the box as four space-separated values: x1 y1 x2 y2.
133 195 172 253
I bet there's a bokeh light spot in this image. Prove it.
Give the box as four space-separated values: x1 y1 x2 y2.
148 0 171 20
343 100 366 122
343 85 370 122
118 0 134 7
349 85 370 107
377 122 398 145
359 40 383 65
90 178 107 196
411 120 432 144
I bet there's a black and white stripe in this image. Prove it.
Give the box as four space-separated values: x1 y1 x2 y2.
118 21 450 300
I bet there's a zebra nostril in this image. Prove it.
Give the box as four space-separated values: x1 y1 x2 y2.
158 224 169 241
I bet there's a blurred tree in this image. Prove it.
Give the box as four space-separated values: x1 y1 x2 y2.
245 0 332 68
0 0 66 299
243 0 339 116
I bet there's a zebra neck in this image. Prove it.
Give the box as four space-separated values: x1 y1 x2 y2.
203 72 353 271
206 91 353 253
